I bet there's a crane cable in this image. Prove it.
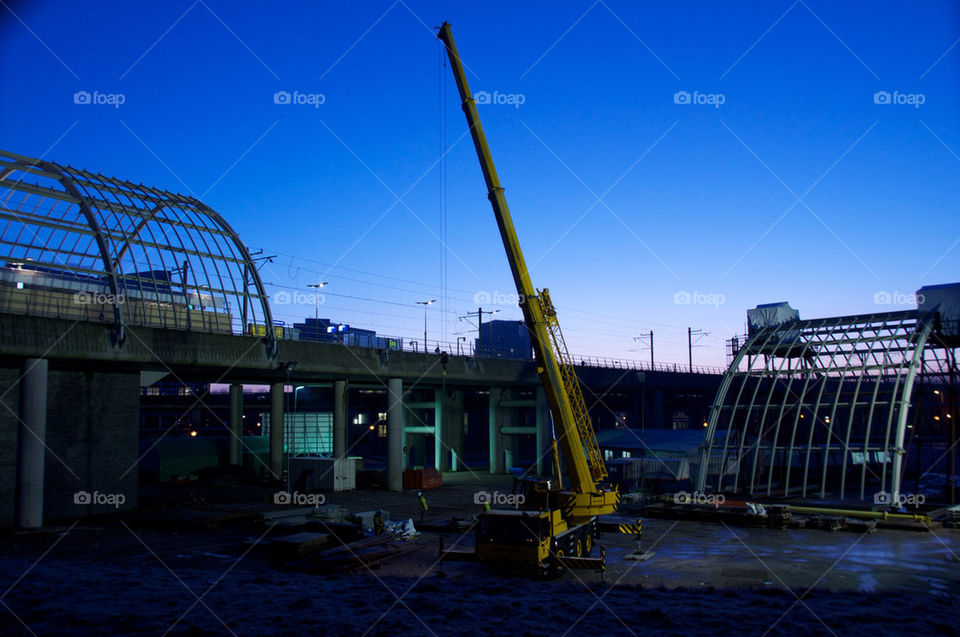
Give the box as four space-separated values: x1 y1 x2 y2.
438 40 449 347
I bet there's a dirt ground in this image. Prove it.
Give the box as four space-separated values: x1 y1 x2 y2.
2 473 958 636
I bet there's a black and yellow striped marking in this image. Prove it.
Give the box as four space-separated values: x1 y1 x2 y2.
618 520 642 535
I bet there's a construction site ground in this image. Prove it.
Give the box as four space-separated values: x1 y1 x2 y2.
2 472 958 636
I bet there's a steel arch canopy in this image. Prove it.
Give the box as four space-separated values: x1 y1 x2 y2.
0 149 276 356
696 302 957 504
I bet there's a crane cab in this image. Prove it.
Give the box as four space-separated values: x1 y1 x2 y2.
475 509 564 570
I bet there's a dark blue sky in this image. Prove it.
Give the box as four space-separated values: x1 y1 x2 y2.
2 1 958 365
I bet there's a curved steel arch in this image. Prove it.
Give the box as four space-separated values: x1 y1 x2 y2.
0 148 276 357
696 309 940 503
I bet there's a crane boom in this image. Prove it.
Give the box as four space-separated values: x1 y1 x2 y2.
437 22 606 493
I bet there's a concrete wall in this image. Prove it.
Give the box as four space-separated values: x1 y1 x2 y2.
0 368 19 526
0 366 139 526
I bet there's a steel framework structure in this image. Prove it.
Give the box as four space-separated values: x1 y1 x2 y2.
696 308 957 502
0 149 275 354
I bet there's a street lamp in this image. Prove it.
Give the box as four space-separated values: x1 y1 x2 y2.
308 282 328 340
457 336 466 356
416 300 436 352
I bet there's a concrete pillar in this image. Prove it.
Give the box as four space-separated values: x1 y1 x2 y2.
16 358 48 529
387 378 403 491
433 389 443 471
269 382 284 480
648 387 665 429
628 390 643 429
489 387 504 474
535 386 550 476
229 383 243 466
333 380 347 459
444 390 464 472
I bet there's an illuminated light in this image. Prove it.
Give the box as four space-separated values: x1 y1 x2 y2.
702 422 708 428
369 425 375 430
256 422 262 427
934 390 941 395
934 416 941 421
16 281 23 289
824 417 830 423
948 414 953 419
799 414 805 419
189 430 198 437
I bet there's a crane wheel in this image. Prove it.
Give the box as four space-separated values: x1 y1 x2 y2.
574 538 583 557
584 533 592 556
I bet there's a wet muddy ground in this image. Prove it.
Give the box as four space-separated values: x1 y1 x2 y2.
2 475 957 635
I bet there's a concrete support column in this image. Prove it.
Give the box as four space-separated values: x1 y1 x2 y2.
269 382 284 481
535 386 550 476
629 389 643 429
489 387 504 474
229 383 243 466
433 389 443 471
16 358 48 529
649 388 665 429
333 380 348 459
444 390 464 472
387 378 403 491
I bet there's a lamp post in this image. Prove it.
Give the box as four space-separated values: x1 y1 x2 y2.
308 282 328 340
416 300 436 352
457 336 466 356
294 385 305 412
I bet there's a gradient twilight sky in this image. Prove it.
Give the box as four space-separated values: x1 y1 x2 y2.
2 1 958 366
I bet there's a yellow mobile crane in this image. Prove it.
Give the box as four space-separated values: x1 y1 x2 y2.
437 22 622 574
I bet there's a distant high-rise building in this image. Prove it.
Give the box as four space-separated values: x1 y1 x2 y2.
476 319 531 359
